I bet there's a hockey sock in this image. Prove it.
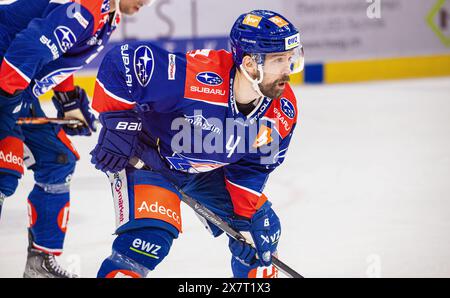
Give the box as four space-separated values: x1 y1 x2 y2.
27 184 70 255
97 227 174 278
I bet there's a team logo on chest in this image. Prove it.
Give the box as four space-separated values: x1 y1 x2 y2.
54 26 77 53
134 46 155 87
280 97 295 119
196 72 223 86
101 0 110 14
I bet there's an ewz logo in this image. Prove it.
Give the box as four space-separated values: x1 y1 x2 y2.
196 72 223 86
54 26 77 53
280 97 295 119
134 46 154 87
285 33 300 50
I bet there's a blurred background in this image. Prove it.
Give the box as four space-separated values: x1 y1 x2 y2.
43 0 450 95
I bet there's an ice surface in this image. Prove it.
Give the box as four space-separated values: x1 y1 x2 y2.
1 77 450 277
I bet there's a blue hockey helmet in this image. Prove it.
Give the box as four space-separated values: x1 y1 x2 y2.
229 10 304 73
229 10 304 97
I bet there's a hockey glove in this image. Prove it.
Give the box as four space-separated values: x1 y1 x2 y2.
52 86 97 136
90 110 142 173
229 209 273 267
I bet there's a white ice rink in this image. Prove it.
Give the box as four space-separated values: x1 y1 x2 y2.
1 77 450 278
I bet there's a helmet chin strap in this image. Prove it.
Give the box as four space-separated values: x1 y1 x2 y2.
240 64 265 98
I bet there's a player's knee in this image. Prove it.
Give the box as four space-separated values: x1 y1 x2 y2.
0 173 19 197
112 227 174 272
33 153 76 190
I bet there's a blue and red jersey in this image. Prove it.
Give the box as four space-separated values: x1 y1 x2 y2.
93 43 299 218
0 0 120 96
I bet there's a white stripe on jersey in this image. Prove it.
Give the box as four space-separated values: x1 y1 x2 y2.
50 0 71 4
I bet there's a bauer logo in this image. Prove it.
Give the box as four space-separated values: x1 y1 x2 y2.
196 72 223 86
54 26 77 53
134 46 154 87
280 97 295 119
285 33 300 50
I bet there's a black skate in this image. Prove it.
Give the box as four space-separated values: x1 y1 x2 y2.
23 231 78 278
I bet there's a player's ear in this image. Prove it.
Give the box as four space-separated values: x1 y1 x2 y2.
241 55 258 78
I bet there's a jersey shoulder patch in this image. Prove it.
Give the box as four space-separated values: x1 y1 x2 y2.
184 49 234 107
265 83 298 139
71 0 109 33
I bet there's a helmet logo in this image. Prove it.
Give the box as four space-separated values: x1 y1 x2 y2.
285 33 300 50
242 14 262 28
196 72 223 86
269 16 289 27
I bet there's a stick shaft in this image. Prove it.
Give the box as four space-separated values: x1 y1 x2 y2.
17 117 83 125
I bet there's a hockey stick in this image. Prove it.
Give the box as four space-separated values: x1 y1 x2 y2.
17 117 83 125
129 157 304 278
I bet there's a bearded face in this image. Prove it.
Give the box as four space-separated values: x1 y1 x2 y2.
258 73 291 99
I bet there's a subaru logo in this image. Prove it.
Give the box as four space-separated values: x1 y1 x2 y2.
134 46 154 87
280 97 295 119
54 26 77 53
196 72 223 86
101 0 110 13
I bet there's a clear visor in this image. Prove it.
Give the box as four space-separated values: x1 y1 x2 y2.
252 46 305 76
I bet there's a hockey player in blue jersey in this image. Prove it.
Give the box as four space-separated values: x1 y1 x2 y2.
0 0 153 278
91 10 304 278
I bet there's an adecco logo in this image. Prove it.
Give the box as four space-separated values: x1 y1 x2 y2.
0 150 23 167
134 185 182 232
136 200 181 226
0 137 24 174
